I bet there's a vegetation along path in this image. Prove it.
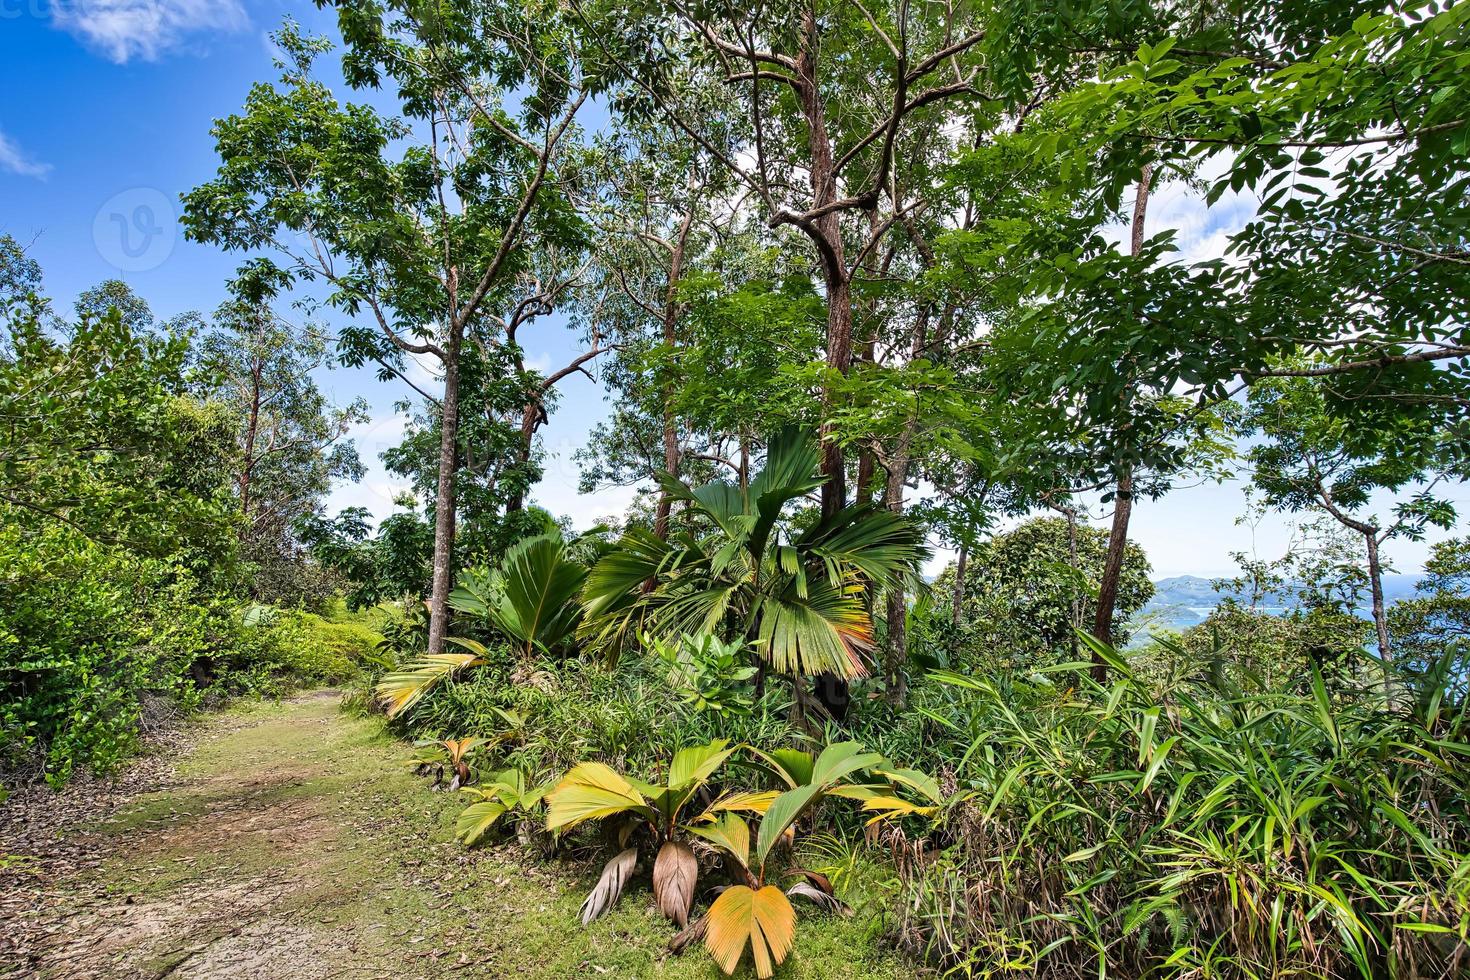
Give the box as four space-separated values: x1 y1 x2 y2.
0 693 915 980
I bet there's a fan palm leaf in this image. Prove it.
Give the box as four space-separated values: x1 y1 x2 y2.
467 533 587 657
579 429 923 679
375 645 486 719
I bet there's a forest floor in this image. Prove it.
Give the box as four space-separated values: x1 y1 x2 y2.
0 691 919 980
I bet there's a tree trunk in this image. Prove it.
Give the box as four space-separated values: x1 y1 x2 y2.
881 418 918 705
426 330 463 656
1066 505 1081 660
1092 467 1133 678
818 275 853 521
653 403 679 538
1089 164 1153 682
856 449 875 507
653 208 694 540
951 542 968 627
503 397 540 515
738 433 750 493
794 13 852 523
1364 529 1392 666
239 356 263 522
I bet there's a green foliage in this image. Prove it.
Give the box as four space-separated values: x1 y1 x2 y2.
651 632 759 717
193 293 369 607
0 520 375 786
935 516 1153 666
582 429 926 677
1244 371 1461 534
1391 536 1470 672
858 642 1470 977
0 295 234 559
456 768 550 845
450 533 589 658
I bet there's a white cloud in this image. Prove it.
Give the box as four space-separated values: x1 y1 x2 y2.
403 350 443 392
50 0 247 63
0 129 51 179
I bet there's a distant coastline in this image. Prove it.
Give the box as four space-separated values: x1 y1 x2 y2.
1132 573 1422 638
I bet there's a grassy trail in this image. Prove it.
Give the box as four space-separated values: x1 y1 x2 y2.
1 693 918 979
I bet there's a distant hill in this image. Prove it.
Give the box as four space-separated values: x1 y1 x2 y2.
1134 573 1423 638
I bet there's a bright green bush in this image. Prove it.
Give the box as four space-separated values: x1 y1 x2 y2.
389 653 801 782
0 520 382 787
0 522 201 784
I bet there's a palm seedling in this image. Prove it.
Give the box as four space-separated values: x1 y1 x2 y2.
683 741 940 977
545 739 762 927
580 429 926 681
456 768 552 846
375 532 588 718
407 736 485 790
546 738 938 977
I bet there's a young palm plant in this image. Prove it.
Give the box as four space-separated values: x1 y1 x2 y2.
546 739 932 978
545 739 764 926
581 429 926 682
407 736 485 790
688 741 923 978
376 532 588 719
456 768 552 845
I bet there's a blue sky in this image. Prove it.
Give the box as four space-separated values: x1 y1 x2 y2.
3 0 1464 581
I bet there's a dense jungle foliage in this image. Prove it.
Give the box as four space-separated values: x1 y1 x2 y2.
4 0 1469 975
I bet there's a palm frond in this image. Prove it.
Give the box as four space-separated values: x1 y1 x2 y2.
375 652 483 719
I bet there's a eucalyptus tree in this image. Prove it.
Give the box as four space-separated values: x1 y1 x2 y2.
194 292 369 603
183 12 598 653
1242 371 1464 666
581 0 1004 519
74 280 157 335
577 205 829 532
572 124 721 538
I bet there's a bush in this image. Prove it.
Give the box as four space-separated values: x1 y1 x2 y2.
0 521 382 787
931 516 1154 670
862 646 1470 978
387 652 802 782
0 522 202 784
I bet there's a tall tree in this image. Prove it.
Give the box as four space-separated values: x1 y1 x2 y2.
1242 370 1463 668
587 0 995 517
194 294 369 603
184 13 595 653
1091 164 1153 665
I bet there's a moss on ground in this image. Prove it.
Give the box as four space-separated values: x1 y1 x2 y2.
37 693 919 979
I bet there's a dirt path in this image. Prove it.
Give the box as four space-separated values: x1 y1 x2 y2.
1 693 916 980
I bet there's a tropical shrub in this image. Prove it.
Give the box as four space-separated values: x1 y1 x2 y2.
581 428 926 679
407 736 484 790
932 516 1153 669
1159 599 1371 688
547 740 748 927
382 653 801 782
652 632 760 716
0 521 374 787
544 739 939 977
375 531 591 718
449 533 588 659
456 768 551 846
879 638 1470 978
